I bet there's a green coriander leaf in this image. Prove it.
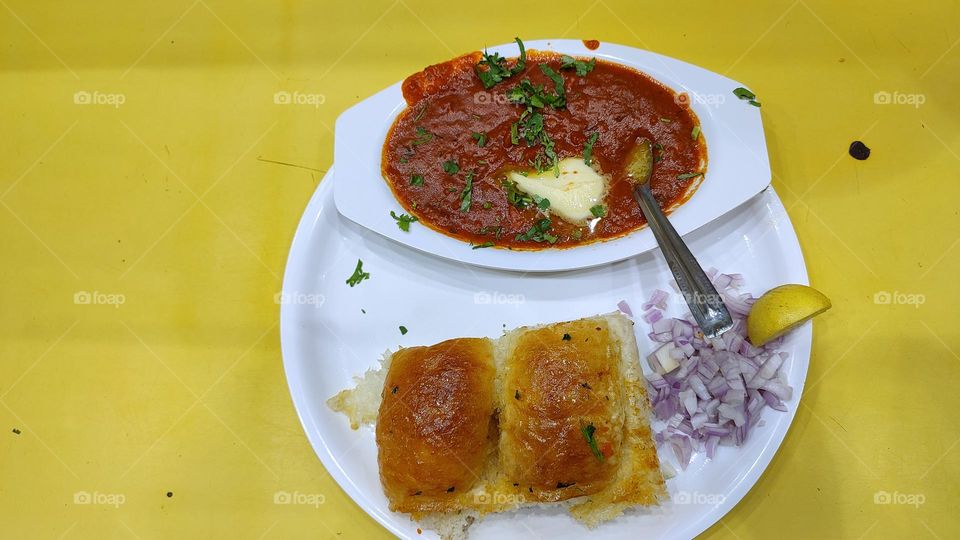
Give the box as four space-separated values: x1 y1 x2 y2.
390 210 418 232
471 132 487 147
411 126 434 146
534 195 551 210
580 422 604 462
583 132 599 165
475 38 527 89
538 64 566 105
345 259 370 287
515 218 556 243
733 87 756 100
410 174 424 186
459 171 474 212
677 172 704 180
590 204 607 218
691 126 701 140
510 37 527 75
442 160 460 174
748 99 761 107
472 241 495 249
399 326 408 335
559 55 596 76
502 179 533 209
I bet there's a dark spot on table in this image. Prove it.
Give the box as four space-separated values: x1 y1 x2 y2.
849 141 870 160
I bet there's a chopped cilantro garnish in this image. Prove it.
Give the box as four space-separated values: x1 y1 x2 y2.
390 210 418 232
399 326 408 335
482 201 492 209
410 174 424 186
442 160 460 174
691 126 701 140
571 228 582 240
515 218 557 243
345 259 369 287
472 241 495 249
478 225 503 239
502 179 533 209
580 422 604 462
411 126 433 146
510 106 560 175
475 37 526 89
733 87 761 106
471 132 487 147
507 78 565 109
538 64 566 104
559 55 596 76
459 171 474 212
590 205 607 218
583 132 599 165
534 195 551 210
733 87 756 100
677 172 704 180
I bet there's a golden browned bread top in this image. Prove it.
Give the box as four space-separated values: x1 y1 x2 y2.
499 318 625 502
376 337 496 514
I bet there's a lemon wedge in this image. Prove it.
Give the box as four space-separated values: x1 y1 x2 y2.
747 284 832 346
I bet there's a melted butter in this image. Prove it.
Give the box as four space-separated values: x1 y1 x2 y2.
507 158 607 223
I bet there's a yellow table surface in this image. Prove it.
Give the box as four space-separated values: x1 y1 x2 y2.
2 1 958 538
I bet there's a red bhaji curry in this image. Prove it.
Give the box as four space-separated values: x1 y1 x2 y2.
381 40 707 249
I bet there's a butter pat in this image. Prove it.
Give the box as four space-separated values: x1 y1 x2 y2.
507 158 607 223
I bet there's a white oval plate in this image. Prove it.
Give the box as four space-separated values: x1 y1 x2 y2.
333 39 771 273
282 169 811 540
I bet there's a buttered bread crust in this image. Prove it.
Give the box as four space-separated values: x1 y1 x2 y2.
329 313 665 538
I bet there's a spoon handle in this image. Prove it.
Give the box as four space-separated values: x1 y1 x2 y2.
632 183 733 338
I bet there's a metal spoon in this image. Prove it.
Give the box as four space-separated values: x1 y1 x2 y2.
625 139 733 338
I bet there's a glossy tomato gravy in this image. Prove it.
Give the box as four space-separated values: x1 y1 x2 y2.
382 50 707 249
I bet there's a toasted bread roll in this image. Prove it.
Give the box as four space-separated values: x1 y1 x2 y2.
376 337 497 515
498 316 624 501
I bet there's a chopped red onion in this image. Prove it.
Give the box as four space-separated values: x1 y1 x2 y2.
635 271 795 470
617 300 634 317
